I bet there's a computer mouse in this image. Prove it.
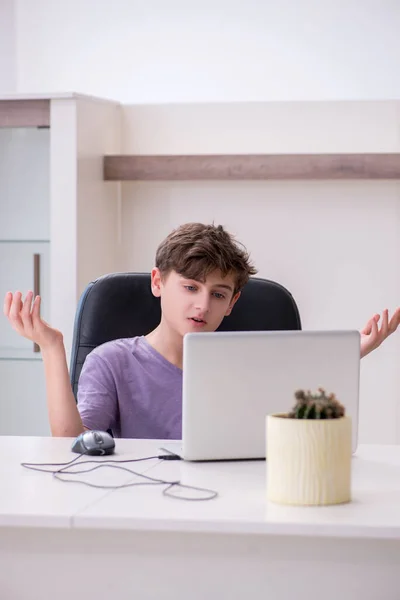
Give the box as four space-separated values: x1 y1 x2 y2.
71 430 115 456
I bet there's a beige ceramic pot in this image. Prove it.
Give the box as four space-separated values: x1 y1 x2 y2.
266 414 352 506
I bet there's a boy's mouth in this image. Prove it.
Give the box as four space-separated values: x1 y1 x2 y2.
189 317 207 325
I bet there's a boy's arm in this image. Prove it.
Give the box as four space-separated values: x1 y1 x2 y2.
41 341 85 437
360 308 400 358
4 291 85 437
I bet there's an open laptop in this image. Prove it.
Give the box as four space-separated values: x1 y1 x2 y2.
161 330 360 461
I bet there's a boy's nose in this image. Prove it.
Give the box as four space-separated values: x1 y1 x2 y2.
195 294 211 313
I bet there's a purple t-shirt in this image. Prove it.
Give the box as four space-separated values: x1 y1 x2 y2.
77 336 183 439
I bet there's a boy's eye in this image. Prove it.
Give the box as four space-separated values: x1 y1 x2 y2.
183 285 225 299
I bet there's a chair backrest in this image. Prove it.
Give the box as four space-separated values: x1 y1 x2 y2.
70 272 301 398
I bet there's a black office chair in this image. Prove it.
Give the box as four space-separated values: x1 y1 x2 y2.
70 272 302 399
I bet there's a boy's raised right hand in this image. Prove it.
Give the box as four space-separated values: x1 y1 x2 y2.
3 291 63 351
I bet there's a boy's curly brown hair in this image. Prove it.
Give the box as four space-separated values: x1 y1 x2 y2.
155 223 257 295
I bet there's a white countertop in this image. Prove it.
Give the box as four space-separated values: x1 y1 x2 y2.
2 436 400 539
0 436 161 528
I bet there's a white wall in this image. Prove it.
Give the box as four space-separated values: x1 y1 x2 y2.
0 0 16 93
14 0 400 103
120 180 400 445
5 2 400 444
119 102 400 445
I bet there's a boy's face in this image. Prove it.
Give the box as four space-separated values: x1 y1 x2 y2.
151 268 241 337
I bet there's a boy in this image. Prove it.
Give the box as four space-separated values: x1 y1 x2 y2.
3 222 400 439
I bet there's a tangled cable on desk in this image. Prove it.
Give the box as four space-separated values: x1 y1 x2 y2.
21 453 218 501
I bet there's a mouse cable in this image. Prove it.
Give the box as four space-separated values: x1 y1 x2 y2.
20 454 218 501
21 453 166 473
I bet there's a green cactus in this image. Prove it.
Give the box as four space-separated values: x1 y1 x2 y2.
288 387 345 419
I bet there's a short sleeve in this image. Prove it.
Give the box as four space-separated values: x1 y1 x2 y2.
77 351 118 432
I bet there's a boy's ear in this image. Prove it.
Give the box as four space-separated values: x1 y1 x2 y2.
225 291 241 316
150 268 162 297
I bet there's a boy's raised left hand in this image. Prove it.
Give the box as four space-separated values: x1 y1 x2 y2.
360 308 400 358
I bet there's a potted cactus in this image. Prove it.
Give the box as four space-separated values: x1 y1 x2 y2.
266 388 352 506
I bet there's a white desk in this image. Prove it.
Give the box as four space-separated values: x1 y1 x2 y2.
1 437 400 600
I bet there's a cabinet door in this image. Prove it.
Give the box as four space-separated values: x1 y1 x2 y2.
0 359 50 436
0 241 50 359
0 127 50 240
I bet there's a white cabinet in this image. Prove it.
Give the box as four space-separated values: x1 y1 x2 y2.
0 360 49 436
0 93 121 435
0 125 50 360
0 127 49 240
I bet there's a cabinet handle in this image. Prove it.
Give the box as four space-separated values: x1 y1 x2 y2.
33 253 40 353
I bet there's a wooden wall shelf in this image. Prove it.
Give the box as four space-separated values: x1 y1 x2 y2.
0 100 50 128
103 153 400 181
